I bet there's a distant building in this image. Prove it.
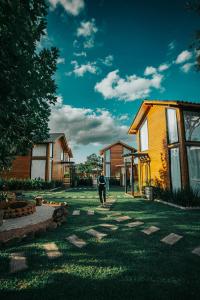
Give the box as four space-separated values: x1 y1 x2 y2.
1 133 74 183
127 100 200 193
99 141 137 186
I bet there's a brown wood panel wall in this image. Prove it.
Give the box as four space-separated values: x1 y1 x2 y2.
0 155 31 179
110 144 124 177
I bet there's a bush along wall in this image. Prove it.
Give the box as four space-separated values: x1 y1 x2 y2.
77 177 93 186
0 178 63 191
153 186 200 207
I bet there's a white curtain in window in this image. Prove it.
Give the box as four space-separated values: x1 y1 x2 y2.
105 150 111 162
167 109 178 144
187 146 200 192
170 148 181 191
105 164 110 178
140 119 148 151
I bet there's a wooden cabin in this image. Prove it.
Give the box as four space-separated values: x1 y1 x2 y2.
99 141 137 186
1 133 74 183
128 100 200 193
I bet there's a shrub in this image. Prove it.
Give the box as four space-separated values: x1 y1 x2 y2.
0 178 63 191
154 186 200 207
77 177 93 186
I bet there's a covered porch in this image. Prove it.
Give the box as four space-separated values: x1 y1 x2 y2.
122 152 150 196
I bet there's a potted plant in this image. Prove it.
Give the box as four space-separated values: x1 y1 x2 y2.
63 172 70 187
144 180 155 201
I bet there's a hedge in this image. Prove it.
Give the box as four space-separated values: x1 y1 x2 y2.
0 178 63 191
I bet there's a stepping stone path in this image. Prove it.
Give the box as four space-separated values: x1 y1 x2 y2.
43 242 62 259
10 252 28 273
100 224 118 231
66 235 87 248
115 216 132 222
86 229 107 240
72 210 80 216
142 226 160 235
126 221 144 228
87 210 94 215
161 233 183 245
192 246 200 256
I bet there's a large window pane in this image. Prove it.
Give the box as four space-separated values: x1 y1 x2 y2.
167 109 178 144
184 110 200 141
105 149 110 162
105 164 110 178
140 119 148 151
170 148 181 191
187 146 200 192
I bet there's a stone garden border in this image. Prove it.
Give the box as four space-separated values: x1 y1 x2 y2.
154 199 200 210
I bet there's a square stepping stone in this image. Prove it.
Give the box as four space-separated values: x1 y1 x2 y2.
142 226 160 235
86 229 107 240
115 216 131 222
99 224 118 230
96 207 109 211
126 221 144 228
192 246 200 256
43 243 62 259
10 253 28 273
80 196 85 199
72 210 80 216
87 210 94 215
161 233 183 245
66 235 87 248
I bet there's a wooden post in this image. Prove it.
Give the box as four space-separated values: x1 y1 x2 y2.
177 109 189 189
124 159 127 194
131 155 134 197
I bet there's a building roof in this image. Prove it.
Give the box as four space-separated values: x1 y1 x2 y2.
128 100 200 134
40 133 73 158
99 140 136 155
43 133 65 143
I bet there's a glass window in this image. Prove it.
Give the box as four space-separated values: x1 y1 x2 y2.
105 164 110 178
187 146 200 192
140 119 148 151
60 151 64 161
167 109 178 144
170 148 181 191
105 149 110 162
184 111 200 141
50 143 53 158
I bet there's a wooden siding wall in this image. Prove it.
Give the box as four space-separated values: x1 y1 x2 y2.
137 105 170 189
52 139 64 181
0 155 31 179
110 144 124 177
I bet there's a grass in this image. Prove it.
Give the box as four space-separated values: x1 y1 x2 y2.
0 187 200 300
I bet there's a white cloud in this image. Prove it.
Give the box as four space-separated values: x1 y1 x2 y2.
57 57 65 64
77 19 98 37
118 114 129 121
144 66 157 76
73 51 87 57
75 19 98 49
95 70 163 101
67 60 98 77
168 41 175 51
175 50 192 64
158 63 170 71
49 96 132 146
49 0 84 16
100 55 114 66
181 62 195 73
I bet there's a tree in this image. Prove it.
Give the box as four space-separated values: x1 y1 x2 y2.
77 153 102 176
187 1 200 69
0 0 59 170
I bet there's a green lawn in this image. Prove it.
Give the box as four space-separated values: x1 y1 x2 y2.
0 187 200 300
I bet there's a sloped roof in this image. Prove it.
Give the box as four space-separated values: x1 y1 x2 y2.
99 140 136 155
128 100 200 134
43 133 65 143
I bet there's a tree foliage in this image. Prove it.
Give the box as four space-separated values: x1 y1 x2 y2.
0 0 59 170
77 153 102 176
187 1 200 69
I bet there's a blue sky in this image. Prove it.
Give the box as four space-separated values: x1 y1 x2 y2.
44 0 200 162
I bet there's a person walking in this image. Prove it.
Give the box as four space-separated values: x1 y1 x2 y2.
97 173 106 206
